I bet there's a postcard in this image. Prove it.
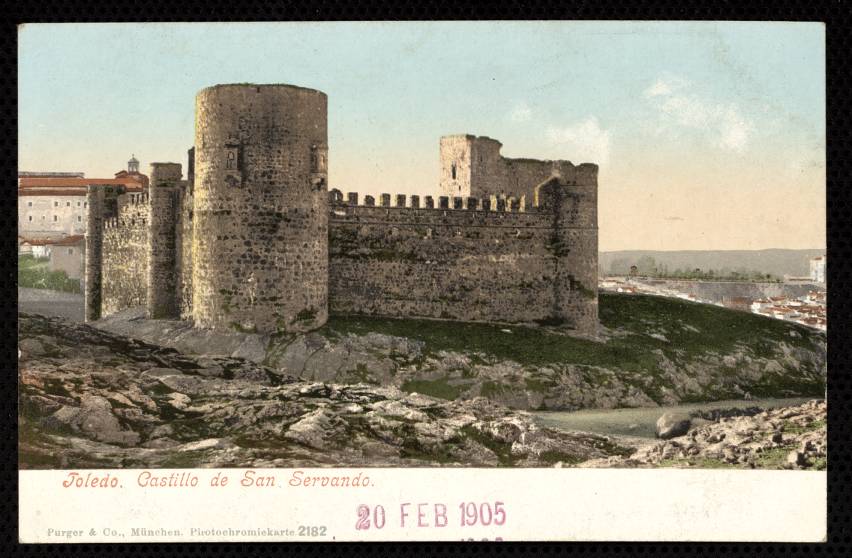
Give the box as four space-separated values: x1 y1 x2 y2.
17 21 826 542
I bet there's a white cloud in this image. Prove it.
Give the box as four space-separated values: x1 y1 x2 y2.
547 116 611 164
509 101 532 122
644 75 754 152
643 76 688 99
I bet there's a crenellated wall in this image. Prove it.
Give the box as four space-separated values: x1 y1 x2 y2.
92 173 598 335
328 170 598 334
86 83 599 337
101 192 150 316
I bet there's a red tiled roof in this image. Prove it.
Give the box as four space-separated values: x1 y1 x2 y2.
19 238 56 246
48 235 85 246
18 188 88 196
20 234 85 246
19 175 147 196
20 177 145 187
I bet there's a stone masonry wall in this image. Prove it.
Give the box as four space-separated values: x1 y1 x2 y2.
177 179 194 320
192 84 329 334
328 173 598 334
147 163 182 319
440 135 582 203
102 192 149 316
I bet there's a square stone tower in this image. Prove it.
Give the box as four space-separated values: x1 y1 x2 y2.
438 135 504 198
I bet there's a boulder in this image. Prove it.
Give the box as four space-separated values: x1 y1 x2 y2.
655 412 692 439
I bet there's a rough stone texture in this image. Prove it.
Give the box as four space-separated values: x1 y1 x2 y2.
87 84 598 337
91 296 826 413
147 163 182 319
586 400 827 470
192 84 329 334
329 172 598 334
84 186 104 322
19 312 632 469
655 412 692 439
178 148 195 319
101 193 149 316
439 134 585 203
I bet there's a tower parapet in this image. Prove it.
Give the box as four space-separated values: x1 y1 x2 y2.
192 84 329 333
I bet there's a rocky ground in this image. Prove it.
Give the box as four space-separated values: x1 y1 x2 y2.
93 294 827 412
584 399 827 470
19 313 636 469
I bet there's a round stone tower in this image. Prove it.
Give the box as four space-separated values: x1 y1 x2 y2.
192 84 329 333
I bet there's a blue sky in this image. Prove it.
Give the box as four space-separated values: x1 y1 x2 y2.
18 22 825 250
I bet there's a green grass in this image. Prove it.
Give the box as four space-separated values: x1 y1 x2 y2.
459 425 516 466
400 377 466 400
323 294 820 367
754 446 795 468
781 418 826 435
19 255 82 294
315 293 825 404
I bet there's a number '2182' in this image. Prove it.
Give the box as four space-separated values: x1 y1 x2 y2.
298 526 327 536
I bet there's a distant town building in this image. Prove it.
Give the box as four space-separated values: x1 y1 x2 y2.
18 157 148 239
810 255 826 284
18 237 53 258
47 235 85 282
722 296 751 311
18 171 85 179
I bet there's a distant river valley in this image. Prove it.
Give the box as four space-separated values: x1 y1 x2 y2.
533 397 816 439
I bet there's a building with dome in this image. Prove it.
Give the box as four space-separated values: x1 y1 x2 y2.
18 156 149 240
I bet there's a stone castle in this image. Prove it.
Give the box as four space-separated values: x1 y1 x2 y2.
84 84 599 336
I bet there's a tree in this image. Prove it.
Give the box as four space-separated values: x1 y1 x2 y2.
636 256 657 276
609 258 631 275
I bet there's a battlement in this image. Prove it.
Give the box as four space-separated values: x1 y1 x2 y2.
330 189 537 213
328 179 590 215
87 84 598 336
126 192 149 206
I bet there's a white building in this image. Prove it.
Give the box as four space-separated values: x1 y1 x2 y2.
810 255 826 284
19 189 89 238
18 158 148 240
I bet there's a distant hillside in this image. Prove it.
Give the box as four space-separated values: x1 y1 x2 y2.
600 249 825 278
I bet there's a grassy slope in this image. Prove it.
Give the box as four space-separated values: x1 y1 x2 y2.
312 293 825 401
19 255 81 294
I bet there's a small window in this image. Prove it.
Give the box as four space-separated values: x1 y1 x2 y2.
28 216 32 222
66 201 71 207
68 248 74 255
451 163 457 180
27 201 32 207
54 201 59 207
77 201 81 207
53 215 58 221
77 216 82 222
226 151 236 170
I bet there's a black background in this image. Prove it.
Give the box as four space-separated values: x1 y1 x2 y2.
1 2 849 556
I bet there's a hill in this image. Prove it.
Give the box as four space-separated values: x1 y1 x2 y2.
19 313 632 469
600 249 826 278
94 293 827 411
